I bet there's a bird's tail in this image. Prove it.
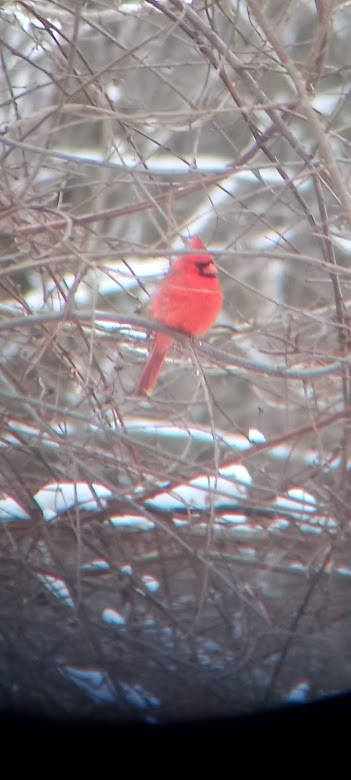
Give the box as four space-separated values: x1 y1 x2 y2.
137 332 173 396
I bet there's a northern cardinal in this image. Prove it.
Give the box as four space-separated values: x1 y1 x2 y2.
137 236 223 395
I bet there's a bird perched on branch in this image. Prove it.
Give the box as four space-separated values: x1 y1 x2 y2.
137 236 223 396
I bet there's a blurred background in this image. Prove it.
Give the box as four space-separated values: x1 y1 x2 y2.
0 0 351 721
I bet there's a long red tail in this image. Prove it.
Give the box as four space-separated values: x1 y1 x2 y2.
137 332 173 396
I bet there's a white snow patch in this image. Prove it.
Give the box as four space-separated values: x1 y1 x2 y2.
34 481 112 521
109 515 155 530
102 608 126 627
63 667 117 703
37 574 74 607
0 496 30 522
145 464 251 512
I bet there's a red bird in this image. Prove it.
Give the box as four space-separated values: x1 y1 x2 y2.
137 236 223 396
